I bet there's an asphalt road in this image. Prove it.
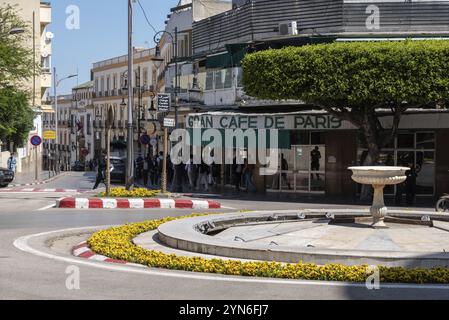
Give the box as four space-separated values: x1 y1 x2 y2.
1 172 448 300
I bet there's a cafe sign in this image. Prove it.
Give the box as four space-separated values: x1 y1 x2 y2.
186 113 356 130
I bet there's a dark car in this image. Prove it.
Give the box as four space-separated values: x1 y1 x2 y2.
110 157 125 183
71 161 85 172
0 167 14 188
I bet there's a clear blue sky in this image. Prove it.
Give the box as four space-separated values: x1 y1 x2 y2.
51 0 179 95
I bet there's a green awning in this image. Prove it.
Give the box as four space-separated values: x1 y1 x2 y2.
206 44 247 69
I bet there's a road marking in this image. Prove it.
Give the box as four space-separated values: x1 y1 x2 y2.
12 227 449 290
37 204 56 211
221 206 236 210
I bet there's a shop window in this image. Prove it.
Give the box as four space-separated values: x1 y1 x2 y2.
416 132 435 150
214 70 224 90
224 69 232 89
398 133 414 149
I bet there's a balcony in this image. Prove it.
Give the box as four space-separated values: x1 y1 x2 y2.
41 72 52 89
40 4 52 25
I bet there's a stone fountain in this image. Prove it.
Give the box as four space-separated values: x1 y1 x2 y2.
348 166 409 228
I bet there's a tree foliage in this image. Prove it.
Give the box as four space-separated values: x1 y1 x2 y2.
242 40 449 163
0 4 36 148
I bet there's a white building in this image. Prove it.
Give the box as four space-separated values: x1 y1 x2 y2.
91 48 158 159
0 1 53 173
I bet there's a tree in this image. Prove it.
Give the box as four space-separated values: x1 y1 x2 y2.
242 40 449 165
0 4 37 148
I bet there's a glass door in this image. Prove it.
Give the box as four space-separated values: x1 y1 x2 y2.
293 145 326 193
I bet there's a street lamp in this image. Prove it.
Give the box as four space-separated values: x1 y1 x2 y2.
153 28 179 129
126 0 134 191
53 68 77 174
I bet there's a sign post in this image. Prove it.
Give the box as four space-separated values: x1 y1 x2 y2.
157 94 171 113
161 118 175 194
30 135 42 181
106 105 115 197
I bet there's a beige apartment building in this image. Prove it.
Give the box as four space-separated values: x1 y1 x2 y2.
0 0 52 173
92 48 159 160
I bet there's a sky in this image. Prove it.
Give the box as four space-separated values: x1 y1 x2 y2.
51 0 180 95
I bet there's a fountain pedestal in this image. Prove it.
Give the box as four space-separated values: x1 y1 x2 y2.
348 166 409 229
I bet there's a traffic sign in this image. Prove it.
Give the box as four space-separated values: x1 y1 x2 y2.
139 134 151 145
150 137 158 147
43 130 56 140
30 135 42 146
157 94 171 112
163 118 175 128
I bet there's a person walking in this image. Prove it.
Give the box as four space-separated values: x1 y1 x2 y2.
197 162 210 192
233 161 243 192
310 146 322 180
243 162 257 192
142 156 150 188
185 155 197 190
7 153 17 173
92 153 107 190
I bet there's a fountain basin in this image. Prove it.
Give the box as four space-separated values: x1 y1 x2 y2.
348 166 409 186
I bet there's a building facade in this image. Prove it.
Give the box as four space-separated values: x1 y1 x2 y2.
155 0 449 198
0 0 53 173
71 81 95 167
91 48 158 160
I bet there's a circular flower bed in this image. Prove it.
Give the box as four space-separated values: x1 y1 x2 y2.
98 187 161 198
87 214 449 284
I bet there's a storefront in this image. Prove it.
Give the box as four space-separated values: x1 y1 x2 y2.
186 110 449 198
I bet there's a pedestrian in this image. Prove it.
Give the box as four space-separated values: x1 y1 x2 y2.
185 155 197 190
405 163 418 206
197 162 210 192
281 154 292 190
7 153 17 173
142 156 150 188
310 146 322 180
92 153 106 190
243 162 257 192
232 160 243 192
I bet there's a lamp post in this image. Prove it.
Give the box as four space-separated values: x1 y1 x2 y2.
53 68 77 174
125 0 135 191
153 28 179 129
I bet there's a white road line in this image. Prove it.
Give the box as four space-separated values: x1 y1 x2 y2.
221 206 236 210
37 204 56 211
12 227 449 290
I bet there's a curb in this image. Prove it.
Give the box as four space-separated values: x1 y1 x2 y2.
56 197 221 209
9 172 69 188
72 241 145 267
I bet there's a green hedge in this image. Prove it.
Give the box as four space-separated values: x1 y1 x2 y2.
242 40 449 108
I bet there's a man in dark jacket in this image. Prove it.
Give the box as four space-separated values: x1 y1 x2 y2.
93 154 107 190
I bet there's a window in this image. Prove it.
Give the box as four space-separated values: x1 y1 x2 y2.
143 68 148 86
214 70 224 90
205 71 214 91
41 55 51 73
224 69 232 89
86 114 91 135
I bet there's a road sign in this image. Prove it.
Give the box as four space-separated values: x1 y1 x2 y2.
30 135 42 146
157 94 171 112
150 137 158 147
43 130 56 140
163 118 175 128
139 134 151 145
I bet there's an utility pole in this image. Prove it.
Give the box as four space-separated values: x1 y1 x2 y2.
53 67 59 175
126 0 134 191
174 27 179 129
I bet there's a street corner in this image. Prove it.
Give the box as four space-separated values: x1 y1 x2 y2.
56 197 221 210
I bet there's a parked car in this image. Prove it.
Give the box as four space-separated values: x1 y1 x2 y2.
71 161 85 172
110 157 125 183
0 167 14 188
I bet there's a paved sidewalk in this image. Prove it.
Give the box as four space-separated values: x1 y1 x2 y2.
10 170 61 186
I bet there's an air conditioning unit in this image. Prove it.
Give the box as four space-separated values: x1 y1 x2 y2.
279 21 298 36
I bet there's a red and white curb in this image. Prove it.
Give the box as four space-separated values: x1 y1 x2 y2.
72 241 144 267
57 197 221 209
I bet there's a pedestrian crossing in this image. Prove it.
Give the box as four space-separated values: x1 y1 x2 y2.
0 187 90 193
